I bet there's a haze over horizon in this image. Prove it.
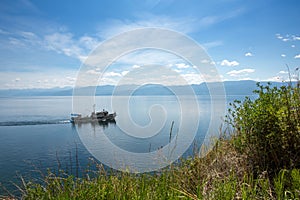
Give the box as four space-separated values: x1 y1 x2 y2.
0 0 300 89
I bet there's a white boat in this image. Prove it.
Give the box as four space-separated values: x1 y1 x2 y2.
70 107 116 124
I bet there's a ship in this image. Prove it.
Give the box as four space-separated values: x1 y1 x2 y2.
70 106 116 124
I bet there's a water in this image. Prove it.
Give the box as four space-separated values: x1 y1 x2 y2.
0 95 247 195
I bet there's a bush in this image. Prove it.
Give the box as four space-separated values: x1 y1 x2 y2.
228 82 300 176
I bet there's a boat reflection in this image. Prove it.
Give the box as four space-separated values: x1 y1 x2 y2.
72 120 116 130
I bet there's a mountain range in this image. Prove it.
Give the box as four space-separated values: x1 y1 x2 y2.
0 80 293 97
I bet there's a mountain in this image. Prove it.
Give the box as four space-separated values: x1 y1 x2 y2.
0 81 294 97
0 87 73 97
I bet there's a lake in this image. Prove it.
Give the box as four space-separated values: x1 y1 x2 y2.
0 95 247 195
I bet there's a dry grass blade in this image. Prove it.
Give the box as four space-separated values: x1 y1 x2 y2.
170 186 198 200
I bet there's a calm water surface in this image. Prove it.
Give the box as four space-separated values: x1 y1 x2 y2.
0 95 247 195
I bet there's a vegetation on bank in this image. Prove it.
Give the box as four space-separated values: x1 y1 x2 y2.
2 82 300 199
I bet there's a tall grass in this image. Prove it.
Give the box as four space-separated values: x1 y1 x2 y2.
18 142 300 199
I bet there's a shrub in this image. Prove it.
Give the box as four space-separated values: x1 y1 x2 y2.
228 82 300 176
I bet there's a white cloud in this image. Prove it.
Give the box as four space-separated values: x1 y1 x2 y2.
220 59 239 67
9 37 25 47
276 33 283 39
19 31 36 37
275 72 299 82
121 71 129 76
104 72 122 77
245 52 253 57
227 68 255 77
175 63 190 69
279 71 288 74
44 32 83 58
4 30 99 62
132 64 140 69
294 54 300 59
115 49 181 66
276 33 300 42
78 55 88 62
201 59 210 64
1 13 242 72
238 77 252 81
276 33 287 41
265 76 283 82
181 73 203 84
79 36 99 50
97 8 244 40
97 16 197 39
0 10 246 89
42 32 104 62
173 69 182 73
291 45 296 48
86 69 102 75
292 35 300 41
281 54 286 57
6 31 43 49
0 70 77 89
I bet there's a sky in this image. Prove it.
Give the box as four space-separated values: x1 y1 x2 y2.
0 0 300 89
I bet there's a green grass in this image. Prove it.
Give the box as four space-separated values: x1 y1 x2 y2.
227 82 300 176
18 142 300 199
2 81 300 199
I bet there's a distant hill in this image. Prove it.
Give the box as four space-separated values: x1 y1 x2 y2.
0 81 294 97
0 87 73 97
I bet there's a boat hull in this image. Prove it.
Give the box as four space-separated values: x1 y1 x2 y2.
70 112 116 124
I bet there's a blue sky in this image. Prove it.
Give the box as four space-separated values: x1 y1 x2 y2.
0 0 299 89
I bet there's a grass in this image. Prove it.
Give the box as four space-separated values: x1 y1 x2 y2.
15 141 300 199
2 80 300 199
